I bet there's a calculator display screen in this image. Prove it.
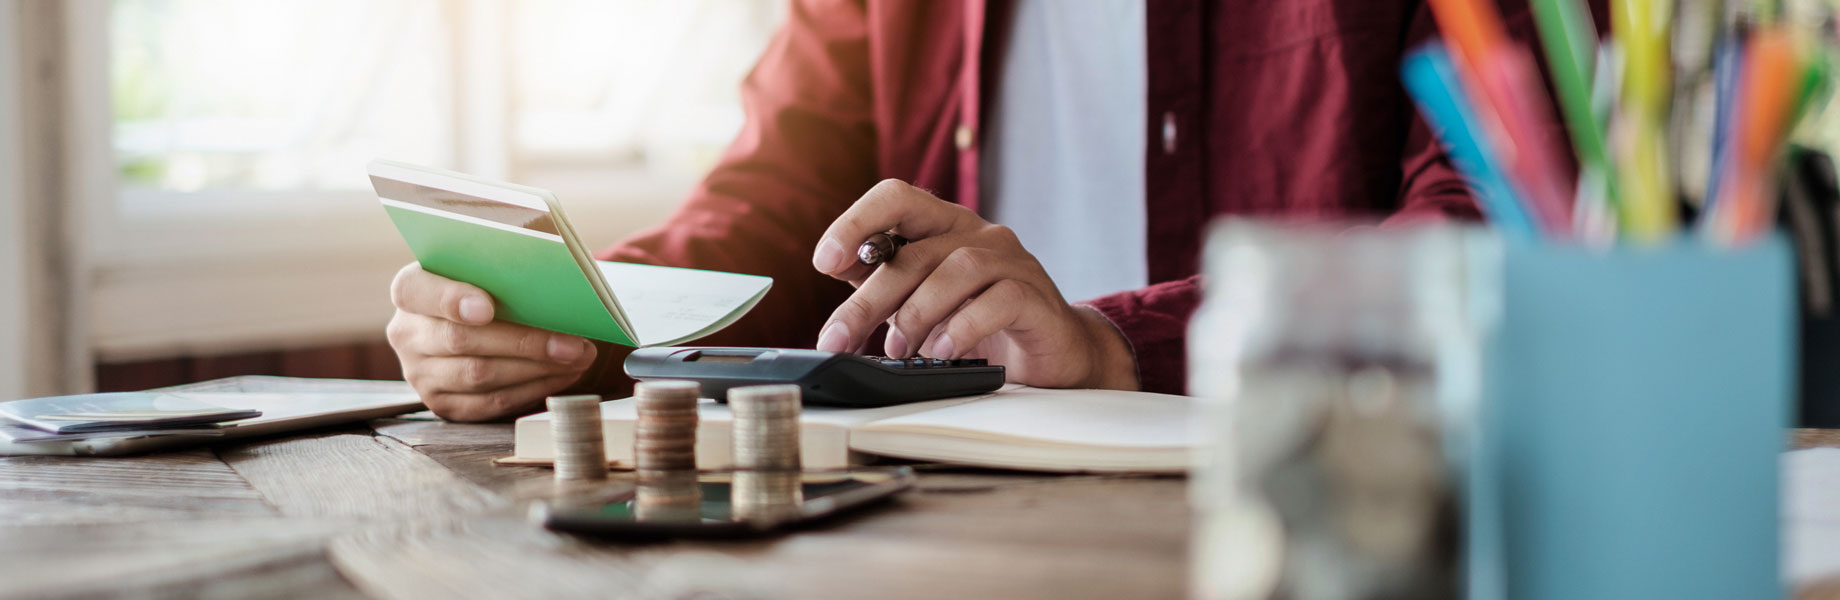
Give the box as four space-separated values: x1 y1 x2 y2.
690 354 757 364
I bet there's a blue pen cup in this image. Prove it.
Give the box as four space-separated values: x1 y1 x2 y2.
1474 235 1795 599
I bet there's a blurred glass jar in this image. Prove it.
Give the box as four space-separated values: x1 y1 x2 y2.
1188 220 1497 600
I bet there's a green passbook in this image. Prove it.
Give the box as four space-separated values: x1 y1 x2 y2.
368 159 772 347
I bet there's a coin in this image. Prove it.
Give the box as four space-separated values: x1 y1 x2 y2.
547 394 608 481
635 380 700 405
634 469 703 522
731 469 803 522
634 380 701 472
728 384 802 471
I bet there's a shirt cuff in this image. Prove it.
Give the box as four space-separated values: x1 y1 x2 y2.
1079 294 1189 396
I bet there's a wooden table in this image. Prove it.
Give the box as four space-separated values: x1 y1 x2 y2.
6 419 1839 600
0 415 1188 599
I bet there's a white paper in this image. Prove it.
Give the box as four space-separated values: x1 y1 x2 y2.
594 261 772 346
848 386 1197 472
1785 447 1840 585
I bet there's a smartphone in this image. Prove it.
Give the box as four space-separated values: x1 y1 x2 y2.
531 467 916 539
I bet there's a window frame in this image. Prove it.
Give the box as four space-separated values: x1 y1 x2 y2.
1 0 28 398
7 0 97 395
60 0 712 363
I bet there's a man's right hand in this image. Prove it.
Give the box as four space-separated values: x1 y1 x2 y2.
386 263 599 422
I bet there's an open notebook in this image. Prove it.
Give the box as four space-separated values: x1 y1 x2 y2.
511 385 1197 473
370 159 773 347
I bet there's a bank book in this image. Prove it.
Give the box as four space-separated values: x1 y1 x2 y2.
510 385 1196 474
0 392 260 435
369 160 773 347
0 377 424 456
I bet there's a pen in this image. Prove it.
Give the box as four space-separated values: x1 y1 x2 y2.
1615 0 1681 240
857 232 908 266
1402 43 1539 237
1702 30 1745 226
1722 29 1803 242
1531 0 1618 232
1427 0 1576 238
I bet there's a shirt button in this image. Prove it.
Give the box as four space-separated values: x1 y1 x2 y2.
955 124 975 151
1161 111 1178 155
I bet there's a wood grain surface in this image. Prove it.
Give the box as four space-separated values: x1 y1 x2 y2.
328 471 1187 600
0 448 271 526
0 415 1188 600
2 517 353 599
2 416 1832 599
215 425 503 520
1796 428 1840 450
369 416 515 448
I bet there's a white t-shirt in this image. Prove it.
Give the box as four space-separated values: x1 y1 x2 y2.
981 0 1148 303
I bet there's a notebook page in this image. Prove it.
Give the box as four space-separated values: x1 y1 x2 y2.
856 386 1193 447
848 387 1197 472
594 261 773 346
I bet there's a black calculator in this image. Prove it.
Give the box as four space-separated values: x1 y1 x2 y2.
623 347 1006 408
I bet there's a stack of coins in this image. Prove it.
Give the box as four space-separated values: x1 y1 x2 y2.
634 469 703 522
634 380 701 473
730 469 803 523
547 394 608 481
729 384 802 471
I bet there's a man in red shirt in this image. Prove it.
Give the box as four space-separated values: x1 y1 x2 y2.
386 0 1549 421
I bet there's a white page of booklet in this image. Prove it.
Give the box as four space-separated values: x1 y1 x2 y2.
594 261 772 347
848 386 1196 472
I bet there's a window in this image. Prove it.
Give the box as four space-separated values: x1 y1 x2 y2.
110 0 453 195
66 0 781 361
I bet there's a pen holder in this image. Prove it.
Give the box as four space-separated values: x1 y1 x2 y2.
1472 235 1795 599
